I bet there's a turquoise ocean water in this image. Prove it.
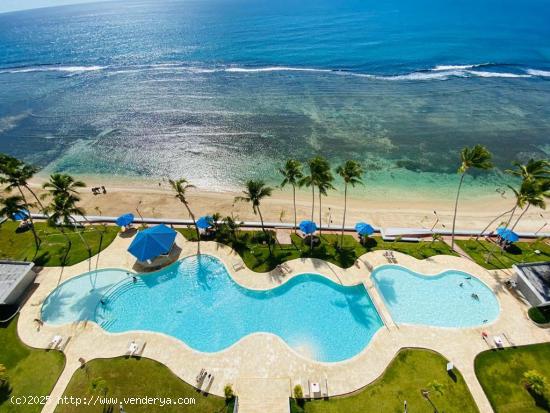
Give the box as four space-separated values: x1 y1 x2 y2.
0 0 549 195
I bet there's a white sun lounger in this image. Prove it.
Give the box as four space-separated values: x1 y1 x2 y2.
50 335 62 349
128 341 139 356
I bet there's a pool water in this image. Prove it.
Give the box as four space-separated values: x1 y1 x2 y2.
372 265 500 327
41 255 383 362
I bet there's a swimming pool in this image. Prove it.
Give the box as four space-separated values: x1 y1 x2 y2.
372 265 499 327
41 254 383 362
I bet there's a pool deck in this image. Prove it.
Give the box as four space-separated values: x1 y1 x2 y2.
17 232 550 413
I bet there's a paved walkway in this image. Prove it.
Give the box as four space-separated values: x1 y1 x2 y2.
14 232 550 413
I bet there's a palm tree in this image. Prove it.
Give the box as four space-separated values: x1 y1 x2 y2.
279 160 303 234
505 159 550 182
300 166 316 222
42 173 86 199
169 179 200 249
235 180 273 254
308 156 334 236
0 154 45 210
45 194 90 267
508 179 550 231
450 145 493 250
336 160 364 247
0 155 44 250
477 158 550 240
0 195 38 248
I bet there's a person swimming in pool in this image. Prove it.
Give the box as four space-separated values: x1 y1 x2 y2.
459 282 464 287
471 293 479 300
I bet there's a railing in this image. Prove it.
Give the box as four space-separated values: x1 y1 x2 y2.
27 213 550 239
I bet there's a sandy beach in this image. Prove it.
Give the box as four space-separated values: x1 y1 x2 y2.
26 175 548 233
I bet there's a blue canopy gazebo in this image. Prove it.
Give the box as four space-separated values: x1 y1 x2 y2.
12 209 30 221
196 216 214 231
355 222 374 237
128 224 177 262
496 227 519 243
116 213 134 228
299 220 318 235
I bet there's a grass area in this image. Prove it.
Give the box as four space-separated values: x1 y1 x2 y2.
457 238 550 270
55 357 233 413
475 343 550 412
0 221 119 267
0 315 65 413
179 228 456 272
528 306 550 324
290 348 478 413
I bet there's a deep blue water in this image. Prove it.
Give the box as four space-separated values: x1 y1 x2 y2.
0 0 549 193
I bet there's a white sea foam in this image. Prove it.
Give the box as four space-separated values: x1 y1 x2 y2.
0 65 105 74
1 62 546 81
432 64 480 71
467 70 530 78
526 69 550 77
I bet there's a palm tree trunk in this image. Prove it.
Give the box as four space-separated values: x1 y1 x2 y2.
504 203 519 229
56 225 72 267
16 186 41 252
475 207 515 241
451 173 465 250
292 184 297 234
70 217 92 272
24 185 46 213
318 189 323 236
311 187 315 222
257 207 272 255
511 204 530 232
340 183 348 248
184 202 201 253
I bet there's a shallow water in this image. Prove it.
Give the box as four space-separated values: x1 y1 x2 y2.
0 0 549 195
372 265 500 327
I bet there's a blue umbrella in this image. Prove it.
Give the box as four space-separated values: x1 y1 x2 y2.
128 224 177 262
116 213 134 227
299 220 318 235
496 227 519 243
196 215 214 230
12 209 30 221
355 222 374 236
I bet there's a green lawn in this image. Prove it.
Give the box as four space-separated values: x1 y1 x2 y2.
457 239 550 270
55 357 233 413
475 343 550 412
0 315 65 413
291 349 479 413
179 228 456 272
0 221 119 267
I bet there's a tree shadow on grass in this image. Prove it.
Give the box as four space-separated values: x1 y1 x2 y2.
0 382 12 405
528 389 550 411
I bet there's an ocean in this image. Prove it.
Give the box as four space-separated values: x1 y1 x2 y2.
0 0 549 198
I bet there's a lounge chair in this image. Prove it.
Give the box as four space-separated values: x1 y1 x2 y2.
128 340 139 356
50 335 62 349
232 262 245 271
493 335 504 348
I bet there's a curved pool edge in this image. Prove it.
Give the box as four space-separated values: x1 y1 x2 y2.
371 264 502 328
16 234 544 412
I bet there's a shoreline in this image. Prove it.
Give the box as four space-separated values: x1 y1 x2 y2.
26 175 547 233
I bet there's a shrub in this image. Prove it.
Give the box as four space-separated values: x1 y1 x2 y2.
0 363 8 386
224 384 234 400
523 370 548 397
528 306 550 324
293 384 303 400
